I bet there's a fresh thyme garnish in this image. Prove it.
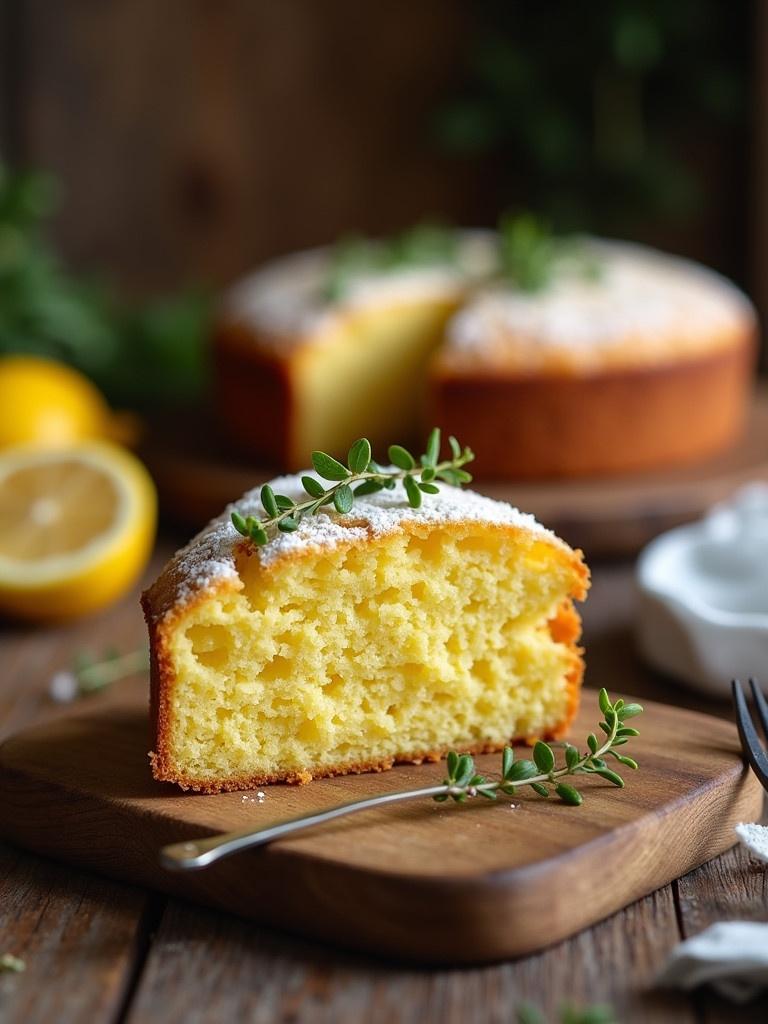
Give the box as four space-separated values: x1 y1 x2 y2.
517 1002 617 1024
433 689 642 807
231 428 474 547
324 223 459 301
49 647 149 703
498 212 602 293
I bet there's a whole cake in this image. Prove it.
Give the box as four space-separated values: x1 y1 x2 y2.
214 227 756 478
142 471 588 792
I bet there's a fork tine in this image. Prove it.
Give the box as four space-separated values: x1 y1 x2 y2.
732 679 768 790
748 678 768 740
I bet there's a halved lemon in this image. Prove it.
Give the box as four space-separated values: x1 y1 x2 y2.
0 442 156 621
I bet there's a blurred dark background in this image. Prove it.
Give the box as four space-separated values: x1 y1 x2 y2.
0 0 764 400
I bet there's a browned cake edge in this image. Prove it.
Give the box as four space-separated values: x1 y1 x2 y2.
431 329 757 479
142 523 589 793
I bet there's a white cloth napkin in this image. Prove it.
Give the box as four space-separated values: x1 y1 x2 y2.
657 921 768 1003
657 825 768 1002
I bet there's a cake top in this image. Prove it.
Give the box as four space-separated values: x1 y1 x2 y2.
443 239 754 372
221 232 753 367
221 231 497 347
151 475 566 621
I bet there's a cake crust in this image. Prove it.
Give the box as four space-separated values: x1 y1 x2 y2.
432 333 756 478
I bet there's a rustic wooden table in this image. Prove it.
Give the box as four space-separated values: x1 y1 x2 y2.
0 539 766 1024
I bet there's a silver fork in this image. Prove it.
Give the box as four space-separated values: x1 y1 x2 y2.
732 678 768 789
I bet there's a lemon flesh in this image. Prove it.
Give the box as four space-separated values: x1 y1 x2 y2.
0 443 156 621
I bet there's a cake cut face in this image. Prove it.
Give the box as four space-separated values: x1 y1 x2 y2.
143 479 588 792
214 235 496 469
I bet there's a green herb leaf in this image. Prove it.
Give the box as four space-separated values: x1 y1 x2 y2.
454 754 475 787
587 733 598 754
353 480 384 496
333 484 354 514
277 517 299 533
516 1005 547 1024
533 741 555 774
274 494 295 511
425 427 441 466
556 783 583 806
565 744 580 771
618 703 644 720
531 782 550 797
446 750 459 777
404 475 422 508
609 753 638 769
505 759 538 782
449 435 461 459
418 482 440 494
347 437 372 474
502 746 514 778
260 484 279 518
595 767 624 788
249 523 269 545
302 475 325 499
388 444 415 470
598 688 612 715
231 511 248 536
311 451 350 481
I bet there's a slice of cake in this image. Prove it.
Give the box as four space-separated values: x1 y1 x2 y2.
142 459 589 792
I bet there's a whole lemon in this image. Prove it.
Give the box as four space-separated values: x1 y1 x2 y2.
0 355 113 450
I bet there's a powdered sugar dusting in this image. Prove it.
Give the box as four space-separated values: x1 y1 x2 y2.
446 239 753 370
157 476 563 618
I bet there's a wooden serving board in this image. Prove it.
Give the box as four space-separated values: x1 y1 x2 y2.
0 690 760 964
143 389 768 557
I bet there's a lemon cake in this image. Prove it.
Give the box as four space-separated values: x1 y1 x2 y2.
142 479 588 792
214 234 755 478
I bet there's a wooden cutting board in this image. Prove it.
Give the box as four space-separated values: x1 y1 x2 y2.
0 689 761 964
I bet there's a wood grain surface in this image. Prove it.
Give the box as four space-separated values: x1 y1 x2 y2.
0 686 761 964
143 387 768 557
0 546 766 1021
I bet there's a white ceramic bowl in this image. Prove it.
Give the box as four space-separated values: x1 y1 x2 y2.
636 484 768 697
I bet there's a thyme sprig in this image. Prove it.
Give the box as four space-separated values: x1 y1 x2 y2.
498 212 602 293
49 647 149 703
434 689 642 807
231 428 475 546
324 223 459 301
